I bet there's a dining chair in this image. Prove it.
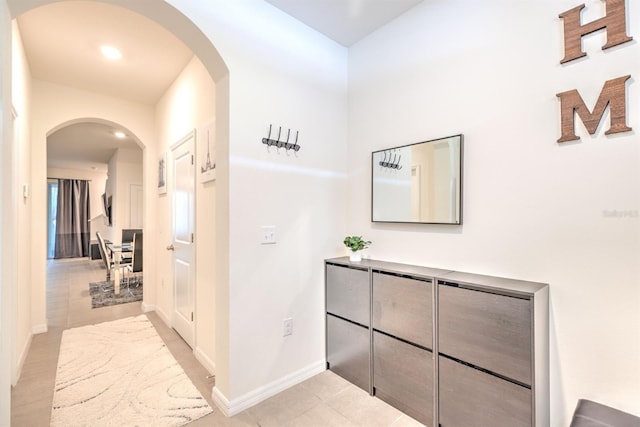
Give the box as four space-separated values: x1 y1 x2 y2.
124 232 143 292
96 232 113 281
120 228 141 264
96 231 131 292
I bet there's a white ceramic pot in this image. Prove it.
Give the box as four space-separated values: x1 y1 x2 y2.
349 250 362 262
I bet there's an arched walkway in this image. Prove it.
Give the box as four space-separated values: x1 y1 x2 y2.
2 1 230 422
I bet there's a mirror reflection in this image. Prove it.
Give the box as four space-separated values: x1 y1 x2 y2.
372 135 462 224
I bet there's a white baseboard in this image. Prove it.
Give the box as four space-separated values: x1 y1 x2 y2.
32 324 47 334
13 332 33 386
141 302 155 313
195 347 215 376
212 359 326 417
154 305 171 327
212 387 230 417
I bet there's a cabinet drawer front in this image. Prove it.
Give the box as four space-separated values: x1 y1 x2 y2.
326 315 370 392
439 356 532 427
373 331 433 426
439 284 532 385
326 264 370 326
373 272 432 348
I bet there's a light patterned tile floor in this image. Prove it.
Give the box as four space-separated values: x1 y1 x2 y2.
11 258 424 426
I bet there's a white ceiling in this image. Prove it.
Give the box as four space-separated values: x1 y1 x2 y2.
18 0 423 170
17 1 194 106
265 0 424 46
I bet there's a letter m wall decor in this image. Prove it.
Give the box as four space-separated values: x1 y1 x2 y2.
556 76 631 143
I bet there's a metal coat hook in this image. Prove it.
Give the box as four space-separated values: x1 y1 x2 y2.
279 128 289 154
394 154 403 170
291 131 300 154
275 126 283 153
379 149 403 170
380 151 388 168
262 124 273 152
262 124 301 154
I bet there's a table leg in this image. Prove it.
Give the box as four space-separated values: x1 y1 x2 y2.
114 267 120 294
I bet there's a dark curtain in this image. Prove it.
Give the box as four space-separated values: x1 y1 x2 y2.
54 179 91 259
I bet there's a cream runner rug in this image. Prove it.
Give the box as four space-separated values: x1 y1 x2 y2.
51 315 212 426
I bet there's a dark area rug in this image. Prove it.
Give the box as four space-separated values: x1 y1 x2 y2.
89 277 143 309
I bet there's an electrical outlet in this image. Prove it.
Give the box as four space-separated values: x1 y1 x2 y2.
283 317 293 337
261 226 276 244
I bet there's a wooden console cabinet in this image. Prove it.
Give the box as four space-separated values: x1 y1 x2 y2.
325 257 549 427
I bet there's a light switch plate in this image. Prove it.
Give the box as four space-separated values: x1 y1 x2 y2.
283 317 293 336
261 226 276 244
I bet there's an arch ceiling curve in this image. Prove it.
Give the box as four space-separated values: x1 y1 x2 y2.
12 0 228 104
48 119 142 170
7 0 228 83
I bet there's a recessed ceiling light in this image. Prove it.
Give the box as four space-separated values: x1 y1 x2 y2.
114 131 126 139
101 45 122 60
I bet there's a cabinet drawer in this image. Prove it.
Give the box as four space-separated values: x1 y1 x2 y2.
373 331 433 426
326 264 370 326
439 356 531 427
439 284 532 385
373 272 432 348
326 315 370 392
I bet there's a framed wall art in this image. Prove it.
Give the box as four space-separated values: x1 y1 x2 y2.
158 152 167 194
199 119 216 183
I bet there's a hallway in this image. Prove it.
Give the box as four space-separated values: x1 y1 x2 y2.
10 258 223 425
10 259 422 426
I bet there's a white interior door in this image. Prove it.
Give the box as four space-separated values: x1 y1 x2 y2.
170 131 195 348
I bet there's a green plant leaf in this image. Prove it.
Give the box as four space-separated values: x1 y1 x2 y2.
343 235 371 252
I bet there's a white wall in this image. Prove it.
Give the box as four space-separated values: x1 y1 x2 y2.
169 0 349 407
154 54 217 373
104 148 142 242
10 18 32 386
348 1 640 425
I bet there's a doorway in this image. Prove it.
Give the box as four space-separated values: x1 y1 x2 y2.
5 1 228 419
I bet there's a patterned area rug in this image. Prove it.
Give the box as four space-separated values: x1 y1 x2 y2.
51 315 212 426
89 277 143 309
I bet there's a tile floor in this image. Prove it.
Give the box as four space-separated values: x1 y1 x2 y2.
11 258 424 426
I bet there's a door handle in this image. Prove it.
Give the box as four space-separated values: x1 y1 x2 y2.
166 244 175 251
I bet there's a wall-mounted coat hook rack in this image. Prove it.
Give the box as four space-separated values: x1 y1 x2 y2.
379 149 402 170
262 124 301 154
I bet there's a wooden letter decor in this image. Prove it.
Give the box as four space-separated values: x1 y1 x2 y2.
557 0 634 143
559 0 633 64
556 75 631 143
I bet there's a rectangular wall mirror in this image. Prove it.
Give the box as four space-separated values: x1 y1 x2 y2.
372 134 463 224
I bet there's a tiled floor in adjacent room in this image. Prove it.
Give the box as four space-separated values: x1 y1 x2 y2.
11 258 423 426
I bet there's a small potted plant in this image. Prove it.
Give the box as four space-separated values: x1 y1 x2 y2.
343 235 371 262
